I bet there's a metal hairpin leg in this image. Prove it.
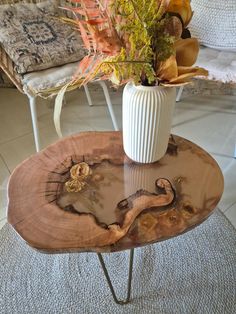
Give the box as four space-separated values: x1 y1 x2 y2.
97 248 134 305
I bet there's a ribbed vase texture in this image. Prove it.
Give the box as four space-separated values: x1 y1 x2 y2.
122 83 176 163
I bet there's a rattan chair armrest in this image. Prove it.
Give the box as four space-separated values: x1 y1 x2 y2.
0 46 24 93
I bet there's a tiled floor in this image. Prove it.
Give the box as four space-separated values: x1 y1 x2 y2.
0 86 235 229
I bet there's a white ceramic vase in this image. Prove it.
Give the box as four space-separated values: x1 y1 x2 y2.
122 82 176 163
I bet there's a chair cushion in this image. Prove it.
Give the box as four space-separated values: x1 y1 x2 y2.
22 60 80 97
0 1 86 74
195 47 236 83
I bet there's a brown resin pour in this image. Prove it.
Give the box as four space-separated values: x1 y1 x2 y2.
57 160 175 225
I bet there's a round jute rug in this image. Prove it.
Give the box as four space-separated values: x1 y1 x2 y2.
0 210 235 314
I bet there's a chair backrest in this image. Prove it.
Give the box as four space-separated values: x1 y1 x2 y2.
0 0 59 4
0 0 76 93
0 0 76 4
0 0 76 17
0 0 40 3
190 0 236 51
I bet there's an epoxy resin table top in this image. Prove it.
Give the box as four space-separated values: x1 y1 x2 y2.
7 132 224 253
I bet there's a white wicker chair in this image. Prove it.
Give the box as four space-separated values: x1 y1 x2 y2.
0 0 119 152
176 0 236 158
176 46 236 158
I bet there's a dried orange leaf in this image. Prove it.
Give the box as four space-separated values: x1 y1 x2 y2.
175 38 199 67
167 0 193 26
177 66 208 76
169 67 208 83
157 0 171 17
157 55 178 81
72 55 95 80
161 81 190 87
77 20 91 51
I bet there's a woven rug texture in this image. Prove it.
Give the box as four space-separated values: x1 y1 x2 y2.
0 210 235 314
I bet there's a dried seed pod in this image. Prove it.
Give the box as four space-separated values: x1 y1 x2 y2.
65 179 86 193
70 162 92 180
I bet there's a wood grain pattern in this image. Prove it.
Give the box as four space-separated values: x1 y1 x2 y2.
7 132 224 253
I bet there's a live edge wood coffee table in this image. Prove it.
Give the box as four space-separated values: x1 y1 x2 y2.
7 131 224 305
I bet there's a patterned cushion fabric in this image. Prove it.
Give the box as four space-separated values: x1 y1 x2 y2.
0 1 86 74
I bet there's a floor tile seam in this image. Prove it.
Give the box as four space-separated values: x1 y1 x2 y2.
176 106 236 115
62 117 96 128
0 153 11 174
80 125 96 131
38 108 87 119
0 121 59 146
210 152 235 160
0 124 97 150
219 201 236 213
172 110 220 128
53 110 100 129
0 130 34 146
217 207 236 230
225 201 236 212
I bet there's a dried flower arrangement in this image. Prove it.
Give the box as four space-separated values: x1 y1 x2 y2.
62 0 208 87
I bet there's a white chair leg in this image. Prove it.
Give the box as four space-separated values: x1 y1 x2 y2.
84 85 93 106
98 81 119 131
176 86 184 102
28 95 40 152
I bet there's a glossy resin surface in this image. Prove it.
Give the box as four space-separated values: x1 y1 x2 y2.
7 132 224 253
